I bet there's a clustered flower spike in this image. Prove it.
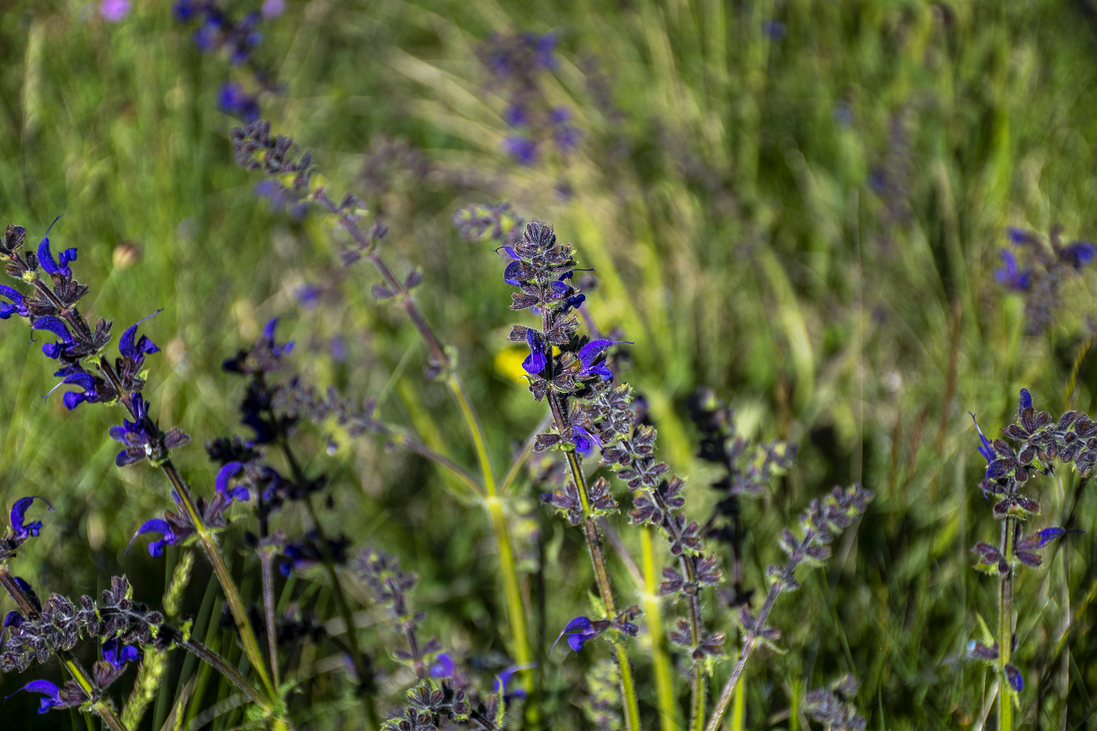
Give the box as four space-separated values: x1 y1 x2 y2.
995 225 1097 332
477 32 578 165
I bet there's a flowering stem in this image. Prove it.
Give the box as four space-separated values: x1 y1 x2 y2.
999 516 1015 731
315 190 534 685
158 458 278 710
0 566 128 731
706 531 814 731
647 487 707 730
547 389 640 731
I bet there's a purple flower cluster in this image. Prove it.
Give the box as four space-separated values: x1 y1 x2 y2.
478 32 579 165
173 1 283 122
994 226 1097 333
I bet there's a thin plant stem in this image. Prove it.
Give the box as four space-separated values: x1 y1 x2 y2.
259 548 281 690
500 412 554 495
158 458 278 709
999 516 1015 731
315 189 534 682
706 529 818 731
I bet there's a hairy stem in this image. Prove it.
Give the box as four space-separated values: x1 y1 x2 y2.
999 516 1015 731
159 459 277 709
547 388 640 731
94 358 277 709
259 548 281 690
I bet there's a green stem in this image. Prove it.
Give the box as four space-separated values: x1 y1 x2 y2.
319 189 533 692
159 459 278 709
640 528 680 731
999 517 1015 731
259 548 281 690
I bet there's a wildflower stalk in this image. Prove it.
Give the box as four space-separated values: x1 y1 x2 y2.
312 186 534 675
157 458 278 711
705 568 783 731
998 516 1015 731
547 388 641 731
0 566 128 731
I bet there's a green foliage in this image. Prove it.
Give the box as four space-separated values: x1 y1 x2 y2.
1 0 1097 728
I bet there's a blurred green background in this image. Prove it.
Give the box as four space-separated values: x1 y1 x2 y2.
4 0 1097 728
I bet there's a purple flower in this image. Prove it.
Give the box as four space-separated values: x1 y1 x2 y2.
1060 240 1097 271
572 424 599 456
99 0 131 22
970 413 994 464
102 638 140 669
522 329 549 375
994 250 1031 291
1007 227 1038 245
576 339 627 381
7 679 63 714
429 652 455 677
0 285 27 320
503 260 523 286
119 310 162 363
55 371 98 411
263 317 294 357
216 462 249 502
31 316 74 359
763 19 786 39
128 518 182 557
493 662 534 701
551 616 599 653
503 136 538 165
1004 664 1023 692
218 82 260 122
1032 527 1082 548
504 105 527 127
36 217 76 278
10 496 53 539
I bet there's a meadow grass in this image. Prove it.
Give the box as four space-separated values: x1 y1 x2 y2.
1 1 1097 729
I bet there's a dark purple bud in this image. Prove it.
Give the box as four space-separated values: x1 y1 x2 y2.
1060 241 1097 270
10 495 53 539
1004 664 1023 692
1019 388 1032 412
